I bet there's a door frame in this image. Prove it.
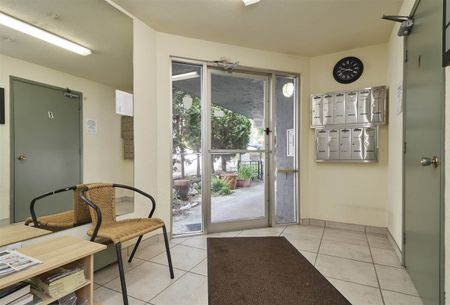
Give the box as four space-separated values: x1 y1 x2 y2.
9 76 83 223
169 56 301 236
401 0 446 303
205 68 271 233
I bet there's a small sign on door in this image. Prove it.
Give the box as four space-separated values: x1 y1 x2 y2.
287 129 295 157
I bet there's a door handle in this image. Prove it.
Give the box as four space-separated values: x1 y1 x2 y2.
17 154 27 161
277 168 298 173
420 156 439 168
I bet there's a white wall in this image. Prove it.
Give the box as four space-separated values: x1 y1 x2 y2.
132 19 158 219
307 44 389 227
132 22 393 231
386 0 416 250
130 22 311 227
0 53 133 221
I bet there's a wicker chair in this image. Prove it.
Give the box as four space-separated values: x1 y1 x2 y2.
79 183 174 305
25 185 91 231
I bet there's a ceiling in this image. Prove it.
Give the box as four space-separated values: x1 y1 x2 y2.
113 0 403 57
0 0 133 91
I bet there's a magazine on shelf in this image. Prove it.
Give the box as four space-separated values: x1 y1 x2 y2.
0 250 41 278
0 282 30 305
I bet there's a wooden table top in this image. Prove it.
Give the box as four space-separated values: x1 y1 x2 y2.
0 236 106 289
0 224 52 247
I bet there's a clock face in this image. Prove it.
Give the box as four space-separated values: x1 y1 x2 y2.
333 57 364 84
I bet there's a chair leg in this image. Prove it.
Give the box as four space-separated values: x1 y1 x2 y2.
162 225 175 279
115 243 129 305
128 235 143 263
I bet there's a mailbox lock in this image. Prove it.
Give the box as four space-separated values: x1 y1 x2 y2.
420 156 440 168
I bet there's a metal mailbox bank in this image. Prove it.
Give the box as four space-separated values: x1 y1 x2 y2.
311 86 386 163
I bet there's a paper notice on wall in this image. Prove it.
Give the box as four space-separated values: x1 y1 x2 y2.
287 129 295 157
86 119 97 135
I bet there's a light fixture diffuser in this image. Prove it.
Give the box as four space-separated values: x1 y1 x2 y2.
0 12 91 56
242 0 260 6
172 72 200 81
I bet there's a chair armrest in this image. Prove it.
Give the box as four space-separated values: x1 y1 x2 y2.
113 184 156 218
29 186 77 228
80 188 103 242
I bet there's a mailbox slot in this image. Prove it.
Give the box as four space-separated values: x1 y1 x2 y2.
316 130 329 160
311 95 323 126
345 92 358 124
333 93 345 125
357 90 371 124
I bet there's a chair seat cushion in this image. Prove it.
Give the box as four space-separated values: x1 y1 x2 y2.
24 211 75 230
87 218 165 244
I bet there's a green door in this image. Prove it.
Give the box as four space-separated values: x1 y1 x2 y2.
404 1 445 304
12 78 82 222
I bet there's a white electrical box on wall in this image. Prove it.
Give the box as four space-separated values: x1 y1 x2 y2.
116 90 134 117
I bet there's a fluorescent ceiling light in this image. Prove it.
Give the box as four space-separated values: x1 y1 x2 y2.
0 12 91 56
172 72 200 81
242 0 260 6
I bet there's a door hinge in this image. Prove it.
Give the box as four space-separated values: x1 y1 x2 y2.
405 50 408 63
403 142 407 154
403 232 406 244
264 128 272 135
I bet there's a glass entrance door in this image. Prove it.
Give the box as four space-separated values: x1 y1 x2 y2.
206 70 269 232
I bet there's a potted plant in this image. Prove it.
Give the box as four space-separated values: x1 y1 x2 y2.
173 179 190 200
236 165 256 188
220 172 238 189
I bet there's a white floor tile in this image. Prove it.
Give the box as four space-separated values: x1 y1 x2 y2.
94 286 146 305
283 224 324 237
319 239 372 263
237 226 285 237
322 228 368 246
376 265 419 296
299 250 317 265
382 290 424 305
94 258 145 285
151 244 207 271
190 258 208 276
367 233 393 250
371 247 401 267
134 241 169 261
104 261 185 301
151 273 208 305
181 235 208 249
282 232 322 252
328 278 384 305
316 254 378 287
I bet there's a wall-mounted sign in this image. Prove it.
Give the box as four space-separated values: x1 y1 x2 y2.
86 119 97 135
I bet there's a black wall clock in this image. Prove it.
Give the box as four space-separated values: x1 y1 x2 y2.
333 56 364 84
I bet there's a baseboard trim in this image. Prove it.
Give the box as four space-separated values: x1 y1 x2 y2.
301 218 401 259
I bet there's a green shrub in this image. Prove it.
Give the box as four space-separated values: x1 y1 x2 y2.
238 165 257 180
211 177 231 195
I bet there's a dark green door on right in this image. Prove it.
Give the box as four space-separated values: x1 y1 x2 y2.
404 1 445 304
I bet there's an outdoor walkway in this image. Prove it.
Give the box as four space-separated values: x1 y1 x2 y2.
172 182 264 234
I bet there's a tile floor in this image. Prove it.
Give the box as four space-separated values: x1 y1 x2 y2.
93 225 423 305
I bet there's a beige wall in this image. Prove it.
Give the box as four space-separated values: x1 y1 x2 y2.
132 20 395 230
307 44 389 227
0 53 133 221
386 0 416 251
131 21 311 226
132 19 158 219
